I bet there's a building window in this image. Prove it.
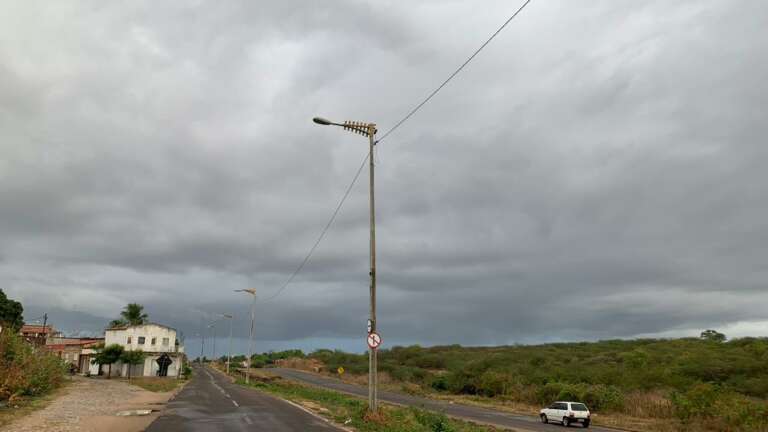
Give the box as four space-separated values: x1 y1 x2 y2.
127 337 132 344
151 337 156 345
162 337 169 346
138 336 145 345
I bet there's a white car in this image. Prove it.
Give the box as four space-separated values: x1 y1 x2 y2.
540 401 591 428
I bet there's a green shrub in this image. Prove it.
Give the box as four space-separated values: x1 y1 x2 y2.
671 382 721 422
536 382 565 404
0 329 67 402
411 407 456 432
581 385 624 411
429 375 449 392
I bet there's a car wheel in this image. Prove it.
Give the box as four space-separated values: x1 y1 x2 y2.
583 420 590 428
563 417 571 427
541 414 548 423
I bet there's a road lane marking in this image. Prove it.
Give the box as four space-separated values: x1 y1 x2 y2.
232 400 239 407
243 415 253 425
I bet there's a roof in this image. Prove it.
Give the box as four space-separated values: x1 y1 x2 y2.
20 324 55 334
105 322 177 332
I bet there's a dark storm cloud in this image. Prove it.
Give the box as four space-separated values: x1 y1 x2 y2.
1 0 767 349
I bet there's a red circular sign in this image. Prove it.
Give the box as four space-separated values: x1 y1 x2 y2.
367 332 382 349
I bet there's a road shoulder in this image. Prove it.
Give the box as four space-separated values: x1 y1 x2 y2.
0 376 184 432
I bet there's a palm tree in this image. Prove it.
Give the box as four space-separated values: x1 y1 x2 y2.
109 318 127 328
120 303 148 326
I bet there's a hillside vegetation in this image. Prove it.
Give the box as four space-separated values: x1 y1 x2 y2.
272 334 768 431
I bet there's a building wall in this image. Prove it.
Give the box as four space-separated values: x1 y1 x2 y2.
103 324 184 377
105 324 178 353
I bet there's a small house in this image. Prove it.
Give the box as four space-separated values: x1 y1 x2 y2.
103 323 185 377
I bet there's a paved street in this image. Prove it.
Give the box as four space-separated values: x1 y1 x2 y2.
270 368 616 432
146 364 341 432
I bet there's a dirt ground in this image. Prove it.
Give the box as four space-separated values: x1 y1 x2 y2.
0 376 182 432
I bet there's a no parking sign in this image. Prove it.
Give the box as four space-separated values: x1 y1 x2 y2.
367 332 382 350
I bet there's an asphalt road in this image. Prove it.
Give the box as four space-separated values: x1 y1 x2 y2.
269 368 617 432
146 364 341 432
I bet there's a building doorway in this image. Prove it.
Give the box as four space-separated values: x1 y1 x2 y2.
156 353 172 377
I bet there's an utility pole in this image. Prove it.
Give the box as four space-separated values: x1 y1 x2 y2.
42 313 48 346
225 314 233 374
211 323 216 362
234 288 257 384
313 117 379 412
200 329 205 364
367 123 378 412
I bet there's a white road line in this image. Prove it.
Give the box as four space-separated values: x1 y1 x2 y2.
231 400 239 407
243 415 253 425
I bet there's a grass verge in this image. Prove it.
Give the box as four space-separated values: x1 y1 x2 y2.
235 373 502 432
126 377 183 393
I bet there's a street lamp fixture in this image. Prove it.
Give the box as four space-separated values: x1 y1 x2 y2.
313 115 379 412
234 289 257 384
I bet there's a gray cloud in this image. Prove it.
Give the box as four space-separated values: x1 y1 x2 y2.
1 0 767 355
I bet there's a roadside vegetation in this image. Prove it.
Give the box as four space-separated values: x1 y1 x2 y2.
0 330 67 405
237 331 768 431
127 377 183 393
236 371 500 432
1 289 68 417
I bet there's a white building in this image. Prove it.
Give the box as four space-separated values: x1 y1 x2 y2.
104 323 185 378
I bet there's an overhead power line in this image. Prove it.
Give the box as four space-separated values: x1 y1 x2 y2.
377 0 533 144
261 152 369 302
263 0 533 300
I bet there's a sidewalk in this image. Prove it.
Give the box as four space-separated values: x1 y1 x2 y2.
1 376 178 432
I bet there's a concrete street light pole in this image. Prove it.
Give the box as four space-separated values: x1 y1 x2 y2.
313 116 379 412
208 322 217 362
234 289 257 384
220 314 234 374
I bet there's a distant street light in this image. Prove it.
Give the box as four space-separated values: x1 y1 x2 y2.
313 116 379 412
234 288 257 384
208 313 232 366
220 314 234 374
207 322 217 362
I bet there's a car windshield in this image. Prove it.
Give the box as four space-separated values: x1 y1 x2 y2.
570 403 588 411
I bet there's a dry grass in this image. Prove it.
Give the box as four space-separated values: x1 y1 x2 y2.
274 357 324 372
126 377 182 393
623 391 675 419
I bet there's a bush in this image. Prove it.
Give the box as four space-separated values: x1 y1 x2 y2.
671 383 721 423
581 384 624 411
0 329 67 402
429 375 449 392
411 407 456 432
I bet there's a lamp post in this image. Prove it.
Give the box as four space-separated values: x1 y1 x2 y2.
313 116 379 412
200 330 205 364
222 314 233 374
207 322 217 363
234 288 257 384
210 314 234 373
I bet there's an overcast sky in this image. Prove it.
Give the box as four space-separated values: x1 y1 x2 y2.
2 0 767 356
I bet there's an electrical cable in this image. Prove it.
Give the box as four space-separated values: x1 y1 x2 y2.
261 152 369 302
377 0 533 144
262 0 533 300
